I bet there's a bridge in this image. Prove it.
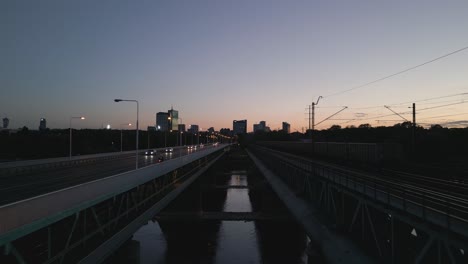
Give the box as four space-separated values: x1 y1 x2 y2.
1 143 467 263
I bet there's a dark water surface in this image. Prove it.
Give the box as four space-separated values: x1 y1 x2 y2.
109 148 312 264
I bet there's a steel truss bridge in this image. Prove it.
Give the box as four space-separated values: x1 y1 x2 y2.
0 145 228 264
248 145 468 264
1 143 467 264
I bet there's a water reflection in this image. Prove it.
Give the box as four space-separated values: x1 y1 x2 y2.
110 149 309 264
223 172 251 212
215 221 261 264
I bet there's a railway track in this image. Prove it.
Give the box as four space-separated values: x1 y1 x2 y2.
255 145 468 225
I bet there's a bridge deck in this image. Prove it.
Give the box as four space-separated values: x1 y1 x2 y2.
155 211 293 221
203 184 251 189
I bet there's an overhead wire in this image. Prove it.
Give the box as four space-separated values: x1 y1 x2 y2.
416 101 467 112
343 92 468 109
387 92 468 106
322 45 468 98
417 112 468 120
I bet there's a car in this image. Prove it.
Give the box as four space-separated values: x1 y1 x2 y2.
165 147 173 152
144 149 156 155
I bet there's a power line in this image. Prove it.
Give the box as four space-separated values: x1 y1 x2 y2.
315 107 348 126
323 45 468 98
315 100 468 128
339 92 468 110
415 98 468 106
387 92 468 106
417 112 468 120
384 105 409 122
417 101 467 111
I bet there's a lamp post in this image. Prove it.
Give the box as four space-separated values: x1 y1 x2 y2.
179 118 184 146
114 99 139 169
166 116 171 147
157 125 161 148
120 123 132 152
147 125 150 149
69 116 85 159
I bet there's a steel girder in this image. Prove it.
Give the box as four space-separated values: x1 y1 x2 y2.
1 152 220 264
251 146 467 264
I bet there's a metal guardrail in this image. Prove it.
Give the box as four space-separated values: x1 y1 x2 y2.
0 146 189 176
253 145 468 240
0 144 227 245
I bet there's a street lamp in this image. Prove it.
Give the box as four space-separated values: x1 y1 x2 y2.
178 118 183 146
69 116 85 159
114 99 139 169
120 123 132 152
147 126 150 149
166 116 171 147
180 131 183 147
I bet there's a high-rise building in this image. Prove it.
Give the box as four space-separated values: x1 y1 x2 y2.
282 122 290 134
156 112 169 131
178 124 186 132
259 121 266 130
253 121 267 132
233 120 247 134
253 124 260 132
188 125 199 133
168 107 179 131
39 118 47 131
2 117 9 129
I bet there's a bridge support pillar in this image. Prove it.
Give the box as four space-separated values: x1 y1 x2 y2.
305 241 324 264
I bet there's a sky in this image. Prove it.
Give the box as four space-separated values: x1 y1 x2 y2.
2 0 468 132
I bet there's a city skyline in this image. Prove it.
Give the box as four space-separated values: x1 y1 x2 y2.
2 1 468 131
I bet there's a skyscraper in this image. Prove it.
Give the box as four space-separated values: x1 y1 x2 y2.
156 112 169 131
168 107 179 131
233 120 247 134
188 125 199 133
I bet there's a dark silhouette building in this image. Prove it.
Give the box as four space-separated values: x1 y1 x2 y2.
39 118 47 131
282 122 290 134
168 107 179 131
178 124 186 132
188 124 199 134
2 117 9 129
156 112 169 131
233 120 247 134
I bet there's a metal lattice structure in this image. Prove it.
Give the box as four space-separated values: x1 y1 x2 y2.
1 149 225 264
250 145 468 264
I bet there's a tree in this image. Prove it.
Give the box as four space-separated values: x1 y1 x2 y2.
358 123 372 129
393 121 412 129
430 124 444 130
329 125 342 131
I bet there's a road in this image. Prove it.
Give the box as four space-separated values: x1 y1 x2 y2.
0 146 214 206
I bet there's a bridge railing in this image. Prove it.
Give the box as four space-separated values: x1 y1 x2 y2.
0 144 227 245
0 145 189 176
252 145 468 240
